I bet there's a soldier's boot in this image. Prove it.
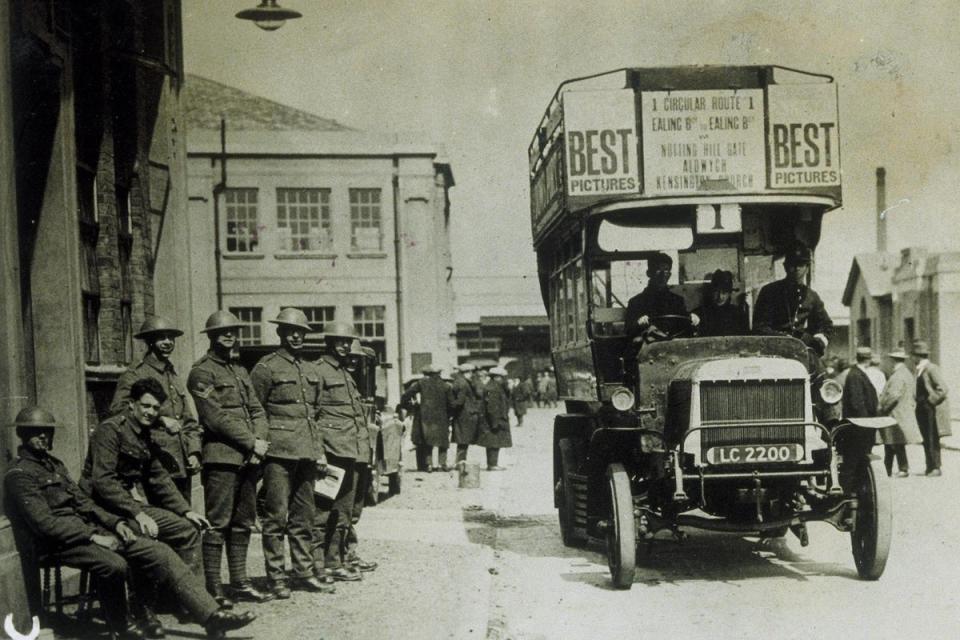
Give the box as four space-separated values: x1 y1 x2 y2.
226 533 273 603
202 541 234 610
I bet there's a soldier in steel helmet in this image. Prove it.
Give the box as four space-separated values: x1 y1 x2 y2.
4 407 256 639
250 308 334 596
753 242 833 356
187 310 272 606
110 316 202 501
312 321 369 581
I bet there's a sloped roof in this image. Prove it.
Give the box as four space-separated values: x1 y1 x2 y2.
842 252 897 306
183 74 353 132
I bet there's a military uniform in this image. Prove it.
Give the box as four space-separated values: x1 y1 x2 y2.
250 349 324 582
80 412 201 577
312 354 367 572
188 349 269 595
110 352 202 500
5 445 218 631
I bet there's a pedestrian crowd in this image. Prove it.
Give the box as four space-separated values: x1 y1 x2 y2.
832 339 951 477
4 308 380 639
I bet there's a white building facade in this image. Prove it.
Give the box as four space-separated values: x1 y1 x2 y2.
184 77 456 402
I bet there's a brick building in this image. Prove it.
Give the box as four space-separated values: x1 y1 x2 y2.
0 0 192 622
843 247 960 419
183 76 456 403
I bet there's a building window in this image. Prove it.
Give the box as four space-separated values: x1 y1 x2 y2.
349 188 383 251
300 306 336 333
225 188 259 253
83 295 101 364
354 305 386 361
229 307 262 346
276 188 332 251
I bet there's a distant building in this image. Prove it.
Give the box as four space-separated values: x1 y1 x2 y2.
844 247 960 418
456 316 551 378
183 76 456 402
1 0 191 622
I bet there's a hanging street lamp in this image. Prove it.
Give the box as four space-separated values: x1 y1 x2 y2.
235 1 303 31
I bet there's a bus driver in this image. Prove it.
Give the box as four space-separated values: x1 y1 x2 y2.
624 253 699 343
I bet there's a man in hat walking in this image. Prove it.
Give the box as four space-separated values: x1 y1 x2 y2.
912 340 952 476
753 243 832 356
878 349 922 477
188 310 272 606
110 316 201 501
478 367 512 470
313 321 369 581
401 364 453 471
694 270 749 337
6 406 257 639
251 308 333 595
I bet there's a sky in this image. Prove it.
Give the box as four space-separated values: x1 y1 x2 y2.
182 0 960 321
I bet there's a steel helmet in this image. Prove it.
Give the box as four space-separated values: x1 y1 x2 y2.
322 321 358 341
201 310 243 334
349 339 365 356
270 308 312 332
11 406 59 429
135 315 183 340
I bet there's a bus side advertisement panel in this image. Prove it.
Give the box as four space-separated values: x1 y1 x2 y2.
562 89 641 199
766 83 841 192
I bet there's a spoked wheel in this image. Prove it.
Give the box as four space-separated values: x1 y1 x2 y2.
606 463 636 589
557 439 587 548
850 457 892 579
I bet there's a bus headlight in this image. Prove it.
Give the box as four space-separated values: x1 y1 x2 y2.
820 379 843 405
610 386 635 412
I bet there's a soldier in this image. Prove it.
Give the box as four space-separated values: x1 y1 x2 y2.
450 364 481 465
478 366 512 471
250 308 333 596
188 310 272 606
4 407 256 639
342 340 378 573
313 322 368 581
753 243 832 356
110 316 202 501
79 379 216 636
401 365 453 471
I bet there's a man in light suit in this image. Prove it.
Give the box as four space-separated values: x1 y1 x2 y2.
878 349 922 477
912 340 952 476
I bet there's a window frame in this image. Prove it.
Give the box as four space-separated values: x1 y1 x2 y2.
229 306 263 346
224 188 260 254
276 187 332 253
349 188 384 252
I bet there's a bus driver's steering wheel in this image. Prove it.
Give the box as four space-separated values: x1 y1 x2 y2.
632 314 696 344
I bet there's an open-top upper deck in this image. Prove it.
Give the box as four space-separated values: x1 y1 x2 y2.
529 65 841 246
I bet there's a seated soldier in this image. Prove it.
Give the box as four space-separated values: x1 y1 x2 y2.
694 270 749 337
624 252 699 342
3 407 255 639
81 378 209 637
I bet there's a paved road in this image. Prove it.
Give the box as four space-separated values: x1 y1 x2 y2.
143 407 959 639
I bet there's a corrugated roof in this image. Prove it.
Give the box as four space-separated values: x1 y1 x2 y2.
842 252 897 306
183 74 354 132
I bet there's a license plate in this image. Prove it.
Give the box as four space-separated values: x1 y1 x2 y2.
705 443 804 465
